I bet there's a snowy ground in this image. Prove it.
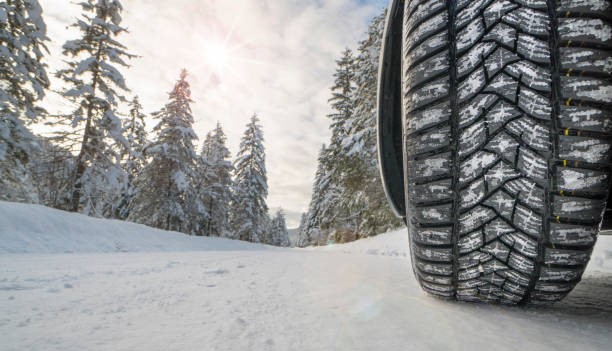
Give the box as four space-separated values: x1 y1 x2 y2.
1 202 611 351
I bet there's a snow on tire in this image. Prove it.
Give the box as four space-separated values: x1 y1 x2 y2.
401 0 611 304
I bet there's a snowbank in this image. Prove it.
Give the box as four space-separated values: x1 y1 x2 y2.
0 201 267 254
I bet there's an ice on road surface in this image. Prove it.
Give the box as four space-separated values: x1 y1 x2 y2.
1 202 611 351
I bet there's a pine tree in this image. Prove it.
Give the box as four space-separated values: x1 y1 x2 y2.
231 114 268 243
57 0 135 214
128 69 199 234
304 145 343 244
0 0 50 202
196 122 233 237
270 209 290 247
346 11 401 237
109 96 148 219
303 11 401 243
295 212 310 247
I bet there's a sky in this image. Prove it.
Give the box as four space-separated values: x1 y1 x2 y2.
37 0 388 227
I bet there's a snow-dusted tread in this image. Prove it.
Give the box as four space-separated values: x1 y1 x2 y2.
401 0 611 304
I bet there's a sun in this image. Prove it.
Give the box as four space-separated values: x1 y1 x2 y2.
203 40 230 74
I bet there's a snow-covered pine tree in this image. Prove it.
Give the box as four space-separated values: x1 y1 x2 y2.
197 122 233 237
0 0 50 202
304 145 342 245
30 136 75 209
231 114 268 243
295 212 310 247
303 11 401 243
345 11 401 237
270 209 290 247
109 96 148 219
302 48 359 244
128 69 200 234
56 0 135 214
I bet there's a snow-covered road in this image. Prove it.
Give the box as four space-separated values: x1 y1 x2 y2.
1 204 611 350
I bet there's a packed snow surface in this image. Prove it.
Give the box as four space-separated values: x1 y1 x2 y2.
1 202 611 351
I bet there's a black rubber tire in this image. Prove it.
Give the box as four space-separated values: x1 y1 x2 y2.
402 0 611 304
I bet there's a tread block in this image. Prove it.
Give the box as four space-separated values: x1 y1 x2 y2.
406 51 450 92
458 230 484 253
405 0 447 35
561 76 612 103
484 190 515 220
483 1 519 27
513 204 542 237
560 47 612 75
407 126 451 154
459 94 497 127
457 17 486 53
553 196 607 220
460 151 498 184
459 206 497 234
411 179 454 202
413 226 453 245
485 132 519 163
485 100 522 133
481 241 511 261
518 88 551 120
457 42 496 78
539 266 581 282
505 61 551 92
484 47 521 78
458 68 487 102
534 281 574 293
504 178 545 210
406 12 449 51
458 266 482 280
484 161 520 188
503 7 550 36
558 18 612 46
544 248 591 266
484 218 515 241
550 222 598 246
483 73 519 101
500 269 531 286
406 101 452 133
559 105 612 133
517 33 550 63
483 22 517 48
460 178 486 209
416 260 453 275
405 77 450 111
422 281 455 294
459 251 492 269
419 272 454 285
559 135 611 164
407 152 452 180
508 118 550 151
404 31 449 69
459 120 487 157
415 204 453 223
518 148 548 181
414 244 453 262
508 252 535 274
556 0 611 12
501 232 538 258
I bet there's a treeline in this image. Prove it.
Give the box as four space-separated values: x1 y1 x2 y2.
0 0 289 246
296 12 402 247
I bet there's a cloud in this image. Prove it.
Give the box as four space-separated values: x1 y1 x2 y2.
38 0 385 227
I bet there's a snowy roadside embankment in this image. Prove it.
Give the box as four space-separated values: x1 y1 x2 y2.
0 201 268 254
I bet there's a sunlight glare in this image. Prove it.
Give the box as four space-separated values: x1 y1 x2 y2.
203 40 230 74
